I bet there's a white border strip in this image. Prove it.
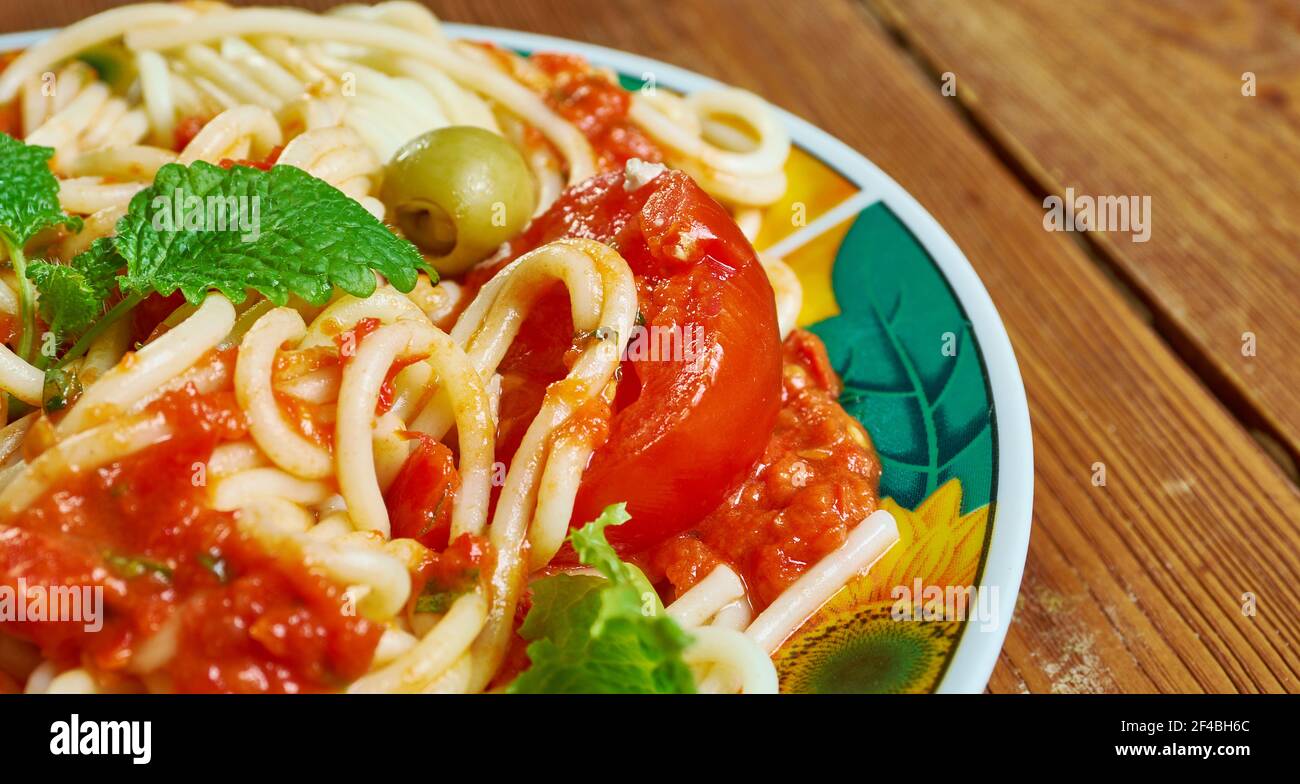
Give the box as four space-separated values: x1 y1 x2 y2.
763 189 881 260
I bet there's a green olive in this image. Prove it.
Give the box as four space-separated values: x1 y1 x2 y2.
381 126 535 276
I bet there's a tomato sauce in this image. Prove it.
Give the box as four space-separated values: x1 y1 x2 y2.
171 115 208 152
0 312 17 346
551 394 611 451
271 340 338 449
269 316 418 451
647 330 881 609
218 145 284 171
335 317 421 415
530 52 664 172
409 533 488 612
386 433 461 550
131 291 188 344
0 379 381 693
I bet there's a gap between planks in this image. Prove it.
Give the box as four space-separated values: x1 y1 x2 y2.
859 0 1300 491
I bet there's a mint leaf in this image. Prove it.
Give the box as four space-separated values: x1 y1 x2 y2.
27 238 123 340
113 161 429 306
28 161 433 368
0 132 82 248
508 504 696 694
0 132 83 360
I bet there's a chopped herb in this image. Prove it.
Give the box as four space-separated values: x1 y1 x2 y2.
415 591 457 615
573 325 618 344
40 367 83 413
414 567 479 615
77 44 134 90
197 550 231 584
104 551 173 583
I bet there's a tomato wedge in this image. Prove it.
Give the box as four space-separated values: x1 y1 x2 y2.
385 434 460 550
491 169 783 554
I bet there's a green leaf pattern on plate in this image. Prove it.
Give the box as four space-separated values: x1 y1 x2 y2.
810 203 993 513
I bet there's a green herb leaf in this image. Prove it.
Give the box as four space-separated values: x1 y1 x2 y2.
568 502 635 589
413 562 478 615
415 591 457 615
0 132 84 360
0 132 82 248
113 161 430 306
28 160 434 368
26 237 123 341
77 44 135 91
508 504 696 694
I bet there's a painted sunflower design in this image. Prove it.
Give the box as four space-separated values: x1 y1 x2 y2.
774 479 989 693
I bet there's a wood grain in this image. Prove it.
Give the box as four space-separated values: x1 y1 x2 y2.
3 0 1300 693
870 0 1300 474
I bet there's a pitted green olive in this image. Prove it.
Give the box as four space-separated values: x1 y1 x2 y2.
381 126 535 276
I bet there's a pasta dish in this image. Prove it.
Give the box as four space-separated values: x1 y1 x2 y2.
0 2 899 694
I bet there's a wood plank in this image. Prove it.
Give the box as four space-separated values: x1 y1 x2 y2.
870 0 1300 473
4 0 1300 693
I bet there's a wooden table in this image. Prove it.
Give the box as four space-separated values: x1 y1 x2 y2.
4 0 1298 693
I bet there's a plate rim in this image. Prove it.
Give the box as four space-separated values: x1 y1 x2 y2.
0 22 1034 694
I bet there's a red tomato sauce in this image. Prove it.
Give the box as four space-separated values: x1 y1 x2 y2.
171 115 208 152
218 145 284 171
269 316 418 450
409 533 488 610
0 379 381 693
646 330 881 609
272 342 338 449
462 168 783 555
335 317 422 415
530 52 664 172
386 433 461 550
551 394 611 451
0 312 17 345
